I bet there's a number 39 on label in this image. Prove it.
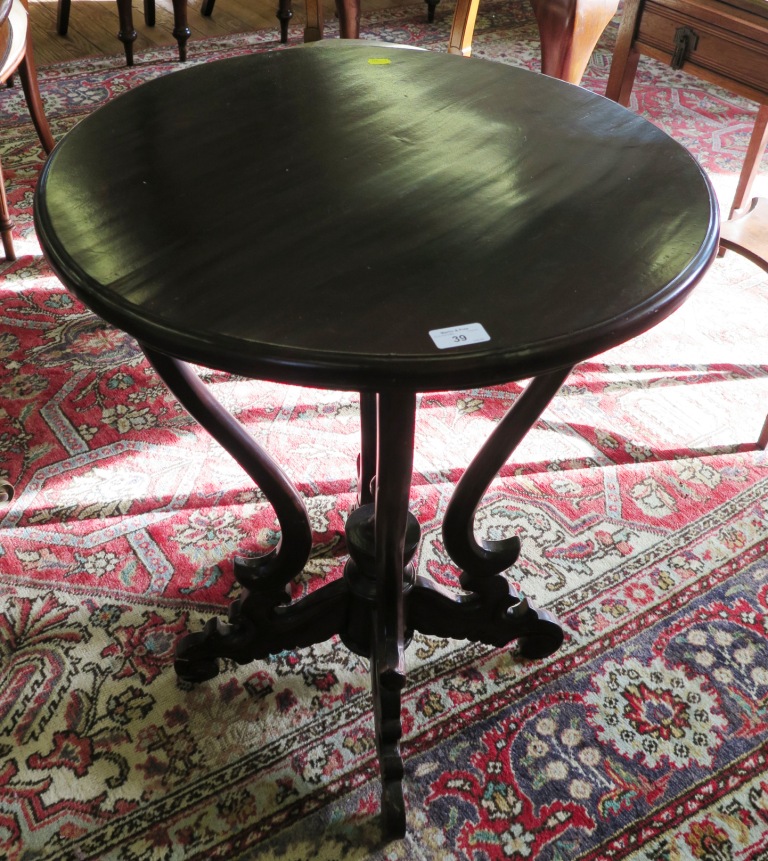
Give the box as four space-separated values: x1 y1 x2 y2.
429 322 491 350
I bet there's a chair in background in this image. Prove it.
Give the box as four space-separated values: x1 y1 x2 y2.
719 105 768 274
56 0 191 66
201 0 295 43
718 105 768 448
300 0 619 79
604 0 768 446
447 0 620 83
1 0 55 261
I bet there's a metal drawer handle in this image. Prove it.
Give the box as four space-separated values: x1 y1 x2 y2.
671 26 699 69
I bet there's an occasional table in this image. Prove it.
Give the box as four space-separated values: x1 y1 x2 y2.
34 41 719 838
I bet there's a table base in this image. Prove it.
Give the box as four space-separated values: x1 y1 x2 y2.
143 348 568 838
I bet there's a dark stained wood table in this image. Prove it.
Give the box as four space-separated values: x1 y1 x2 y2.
34 41 719 839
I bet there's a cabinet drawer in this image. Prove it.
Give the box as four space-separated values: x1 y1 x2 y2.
634 0 768 102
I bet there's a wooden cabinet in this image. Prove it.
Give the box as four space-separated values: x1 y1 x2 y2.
606 0 768 105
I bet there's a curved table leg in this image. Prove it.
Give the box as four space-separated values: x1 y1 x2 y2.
19 36 55 155
142 356 569 835
408 368 573 659
141 349 323 681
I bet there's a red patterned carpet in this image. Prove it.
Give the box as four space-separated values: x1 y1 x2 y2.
2 3 768 859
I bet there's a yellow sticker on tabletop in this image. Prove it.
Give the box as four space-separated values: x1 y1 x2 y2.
368 58 391 65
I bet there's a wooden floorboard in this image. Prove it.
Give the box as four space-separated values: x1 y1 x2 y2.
29 0 422 65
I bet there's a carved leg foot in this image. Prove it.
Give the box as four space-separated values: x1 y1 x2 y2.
408 572 563 658
140 349 332 679
414 369 574 655
175 615 256 683
176 558 351 681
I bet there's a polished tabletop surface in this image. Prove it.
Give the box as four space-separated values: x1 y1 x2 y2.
35 41 719 392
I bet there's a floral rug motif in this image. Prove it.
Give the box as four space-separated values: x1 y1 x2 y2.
2 2 768 859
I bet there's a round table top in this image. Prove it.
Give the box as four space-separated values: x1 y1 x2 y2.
35 41 719 392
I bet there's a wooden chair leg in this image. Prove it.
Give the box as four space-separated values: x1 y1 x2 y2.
56 0 71 34
335 0 360 38
170 0 190 60
604 0 643 103
719 106 768 269
304 0 323 41
728 105 768 219
201 0 285 44
0 152 16 261
448 0 481 56
531 0 620 84
758 413 768 450
19 40 55 154
277 0 293 43
114 0 138 66
716 106 768 449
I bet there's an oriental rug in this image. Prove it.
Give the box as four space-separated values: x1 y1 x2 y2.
2 3 768 860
